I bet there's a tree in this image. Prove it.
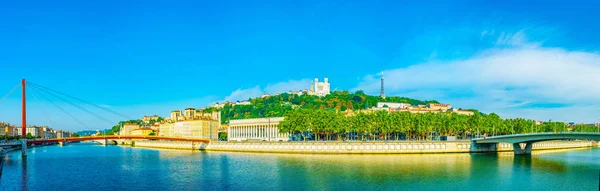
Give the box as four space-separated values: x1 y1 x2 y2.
26 132 33 139
218 132 228 141
148 132 156 136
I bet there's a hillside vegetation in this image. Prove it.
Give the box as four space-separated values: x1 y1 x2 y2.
278 109 597 141
218 90 439 124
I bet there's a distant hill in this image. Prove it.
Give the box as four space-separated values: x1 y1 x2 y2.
216 90 439 124
76 130 99 136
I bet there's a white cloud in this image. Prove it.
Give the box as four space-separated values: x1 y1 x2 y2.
223 86 263 102
264 79 310 94
495 30 540 48
353 44 600 123
222 79 311 102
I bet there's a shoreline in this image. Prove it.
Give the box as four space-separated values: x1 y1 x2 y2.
2 140 596 155
129 140 596 154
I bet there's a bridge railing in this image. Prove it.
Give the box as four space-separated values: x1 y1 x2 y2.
26 136 212 143
474 132 600 140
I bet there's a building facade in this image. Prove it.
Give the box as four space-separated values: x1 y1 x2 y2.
41 127 57 139
308 78 330 97
131 129 154 136
158 122 175 137
377 102 411 109
158 118 219 140
171 110 182 121
427 103 452 111
55 130 73 139
228 117 289 142
288 90 304 96
0 123 9 136
184 108 196 119
142 115 160 123
119 123 140 136
15 126 41 137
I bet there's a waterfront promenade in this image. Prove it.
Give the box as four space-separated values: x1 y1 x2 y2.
121 139 597 154
204 140 594 154
3 133 597 154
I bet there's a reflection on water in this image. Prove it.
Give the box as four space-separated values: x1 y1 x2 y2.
1 144 598 191
20 155 27 191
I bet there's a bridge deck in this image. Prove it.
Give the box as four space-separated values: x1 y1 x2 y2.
473 132 600 144
27 136 211 144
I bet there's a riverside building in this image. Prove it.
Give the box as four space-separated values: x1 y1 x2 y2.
228 117 289 142
158 116 219 140
119 123 140 136
131 128 154 136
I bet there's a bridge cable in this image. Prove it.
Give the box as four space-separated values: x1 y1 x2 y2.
28 85 116 125
28 82 133 119
29 85 57 128
0 83 21 105
29 85 92 130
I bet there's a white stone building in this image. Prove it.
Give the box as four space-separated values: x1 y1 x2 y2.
308 78 330 97
228 117 289 142
15 126 40 137
377 102 411 109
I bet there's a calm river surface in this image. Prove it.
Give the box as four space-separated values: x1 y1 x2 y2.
1 143 598 191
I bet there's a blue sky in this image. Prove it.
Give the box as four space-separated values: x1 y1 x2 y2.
1 0 600 131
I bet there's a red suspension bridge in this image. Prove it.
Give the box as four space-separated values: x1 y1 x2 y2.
0 79 209 155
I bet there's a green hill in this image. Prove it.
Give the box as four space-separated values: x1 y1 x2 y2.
217 90 439 124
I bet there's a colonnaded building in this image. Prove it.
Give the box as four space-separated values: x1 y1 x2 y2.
228 117 289 142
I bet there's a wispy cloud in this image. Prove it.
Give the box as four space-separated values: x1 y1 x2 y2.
353 31 600 122
496 30 530 47
222 79 310 102
264 79 310 94
223 86 263 102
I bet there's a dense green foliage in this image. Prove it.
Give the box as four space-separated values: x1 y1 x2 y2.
218 132 227 141
0 135 22 140
148 117 164 124
219 91 438 124
278 109 598 141
107 119 144 135
571 124 599 132
106 118 165 135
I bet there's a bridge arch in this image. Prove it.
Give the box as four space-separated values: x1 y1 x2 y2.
471 132 600 155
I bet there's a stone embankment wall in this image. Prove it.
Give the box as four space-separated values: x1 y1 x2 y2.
134 140 206 150
205 140 593 154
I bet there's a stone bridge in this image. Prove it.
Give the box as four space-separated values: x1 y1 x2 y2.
471 132 600 155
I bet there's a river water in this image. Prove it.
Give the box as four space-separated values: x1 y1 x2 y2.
1 143 598 191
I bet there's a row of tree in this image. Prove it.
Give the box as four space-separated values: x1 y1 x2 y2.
278 109 598 141
219 90 439 124
0 135 24 141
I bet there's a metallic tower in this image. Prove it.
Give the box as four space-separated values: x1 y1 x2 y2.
22 79 27 156
380 72 385 99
